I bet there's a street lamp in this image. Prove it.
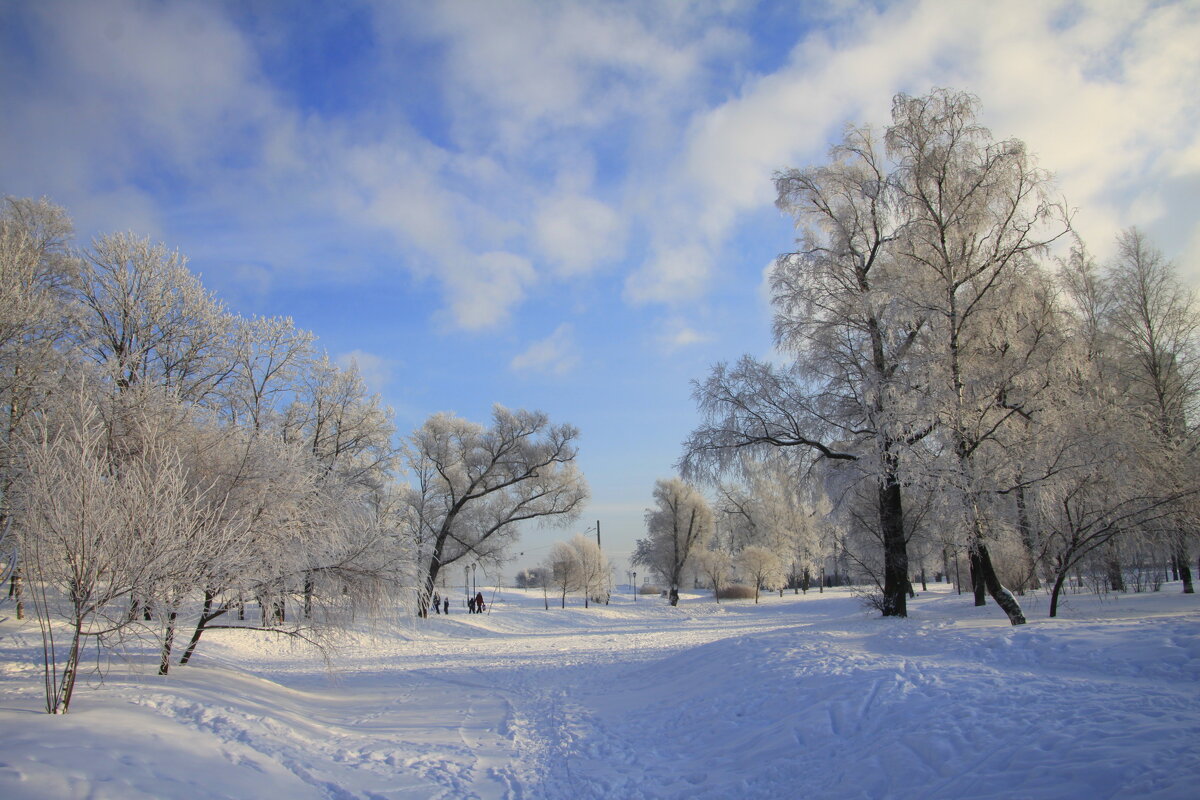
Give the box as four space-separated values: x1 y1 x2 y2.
632 571 637 602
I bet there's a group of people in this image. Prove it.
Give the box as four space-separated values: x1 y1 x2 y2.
428 591 485 614
429 592 450 614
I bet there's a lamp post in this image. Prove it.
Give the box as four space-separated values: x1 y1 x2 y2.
632 571 637 602
471 563 477 596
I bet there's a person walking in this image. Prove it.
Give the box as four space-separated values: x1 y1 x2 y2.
475 592 485 614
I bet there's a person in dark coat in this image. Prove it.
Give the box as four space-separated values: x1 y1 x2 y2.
475 592 485 613
443 598 449 614
467 596 475 613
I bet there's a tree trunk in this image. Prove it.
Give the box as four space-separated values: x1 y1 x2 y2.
878 475 909 617
1014 485 1041 592
1048 563 1069 618
969 549 986 607
973 542 1027 625
11 567 23 620
158 608 177 676
1175 536 1194 594
54 621 84 714
179 591 223 666
303 572 314 619
1105 542 1126 592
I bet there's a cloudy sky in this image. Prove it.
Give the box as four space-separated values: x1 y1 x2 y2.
3 0 1198 575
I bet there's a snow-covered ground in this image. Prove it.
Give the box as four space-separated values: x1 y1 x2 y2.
2 583 1198 799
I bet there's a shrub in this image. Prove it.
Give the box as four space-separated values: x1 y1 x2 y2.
715 584 757 600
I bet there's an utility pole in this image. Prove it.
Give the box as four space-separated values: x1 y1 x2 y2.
595 519 600 548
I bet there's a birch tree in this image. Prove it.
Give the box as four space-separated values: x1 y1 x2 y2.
1105 228 1199 592
888 88 1070 625
683 118 922 616
12 391 230 712
1 197 79 617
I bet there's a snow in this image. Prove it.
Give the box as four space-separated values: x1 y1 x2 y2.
2 584 1198 799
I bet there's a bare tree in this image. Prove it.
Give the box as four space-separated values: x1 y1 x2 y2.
73 233 235 403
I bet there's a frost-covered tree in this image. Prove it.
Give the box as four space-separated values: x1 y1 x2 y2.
693 547 734 601
1104 228 1199 593
545 540 581 609
222 315 315 430
0 197 79 617
737 545 786 604
888 89 1070 625
12 390 232 712
570 534 611 607
406 407 588 616
683 117 923 617
633 478 714 606
73 233 234 403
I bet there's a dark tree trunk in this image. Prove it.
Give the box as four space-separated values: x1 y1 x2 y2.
1014 485 1041 592
158 609 178 675
878 475 909 617
970 549 987 606
1175 537 1194 594
973 542 1027 625
1105 544 1126 593
10 567 23 620
1049 563 1069 618
303 572 314 619
179 591 224 666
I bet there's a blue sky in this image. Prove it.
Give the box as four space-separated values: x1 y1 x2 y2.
3 0 1198 577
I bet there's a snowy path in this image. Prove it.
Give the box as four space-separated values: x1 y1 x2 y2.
2 586 1198 799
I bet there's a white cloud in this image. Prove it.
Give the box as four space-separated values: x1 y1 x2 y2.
534 192 627 277
336 349 396 394
394 1 724 154
656 317 711 354
510 324 580 376
629 0 1200 303
446 251 537 331
624 243 713 306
